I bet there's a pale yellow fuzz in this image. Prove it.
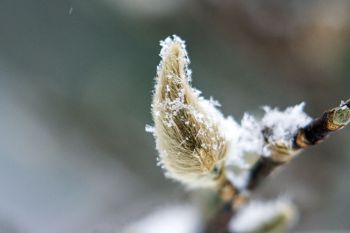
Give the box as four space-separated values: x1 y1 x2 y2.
152 36 227 188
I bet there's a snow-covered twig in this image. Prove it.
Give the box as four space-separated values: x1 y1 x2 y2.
247 99 350 191
145 35 350 233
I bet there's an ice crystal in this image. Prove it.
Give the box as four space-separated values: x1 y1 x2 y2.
261 103 312 159
145 124 155 133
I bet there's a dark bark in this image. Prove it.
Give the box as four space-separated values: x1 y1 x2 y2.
247 157 284 191
203 202 235 233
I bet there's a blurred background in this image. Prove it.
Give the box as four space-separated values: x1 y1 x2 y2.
0 0 350 232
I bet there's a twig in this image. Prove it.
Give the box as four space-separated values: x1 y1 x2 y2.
150 36 350 233
203 181 248 233
246 99 350 191
247 157 284 191
204 99 350 233
293 99 350 149
203 202 235 233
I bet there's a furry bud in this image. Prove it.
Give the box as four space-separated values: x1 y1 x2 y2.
151 36 228 188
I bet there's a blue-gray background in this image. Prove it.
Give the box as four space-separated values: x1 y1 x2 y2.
0 0 349 232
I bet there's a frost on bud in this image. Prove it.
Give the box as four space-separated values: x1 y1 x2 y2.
229 198 298 233
151 35 228 188
261 103 312 162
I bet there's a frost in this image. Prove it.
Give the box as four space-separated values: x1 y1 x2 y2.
159 35 192 83
209 96 221 107
224 113 263 189
192 88 202 97
261 103 312 156
239 114 264 156
122 205 200 233
229 198 298 233
224 104 312 188
145 124 155 133
339 98 350 107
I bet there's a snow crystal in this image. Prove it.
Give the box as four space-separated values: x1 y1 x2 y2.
209 96 221 107
192 88 202 97
238 113 264 156
159 35 192 83
261 103 312 156
145 124 155 133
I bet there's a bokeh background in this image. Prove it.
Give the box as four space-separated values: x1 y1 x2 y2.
0 0 350 232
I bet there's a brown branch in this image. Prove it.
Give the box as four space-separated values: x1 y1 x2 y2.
247 157 284 191
203 180 247 233
293 99 350 149
203 202 235 233
246 99 350 191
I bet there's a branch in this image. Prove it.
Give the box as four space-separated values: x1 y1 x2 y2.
294 99 350 149
203 202 235 233
247 157 284 191
246 99 350 191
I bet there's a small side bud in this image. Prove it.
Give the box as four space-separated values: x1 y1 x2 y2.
151 35 228 188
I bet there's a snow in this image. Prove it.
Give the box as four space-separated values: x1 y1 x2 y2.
261 103 312 156
224 104 311 188
209 96 221 107
122 205 200 233
229 198 298 233
145 124 155 133
223 114 262 189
